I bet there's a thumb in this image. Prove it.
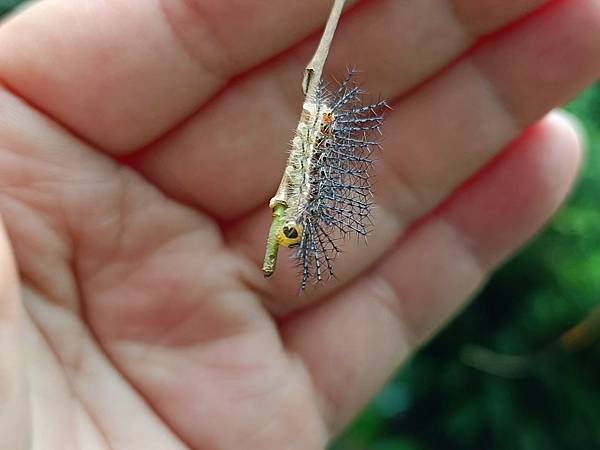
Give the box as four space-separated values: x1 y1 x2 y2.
0 220 29 450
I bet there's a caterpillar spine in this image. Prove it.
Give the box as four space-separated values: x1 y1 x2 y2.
265 69 389 291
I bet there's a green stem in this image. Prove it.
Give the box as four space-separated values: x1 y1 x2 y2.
262 203 286 277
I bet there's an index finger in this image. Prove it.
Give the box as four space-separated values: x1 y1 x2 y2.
0 0 358 153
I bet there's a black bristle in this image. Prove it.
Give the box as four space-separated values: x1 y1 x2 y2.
293 70 388 290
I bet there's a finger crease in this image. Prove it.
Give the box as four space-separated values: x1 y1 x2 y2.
158 0 236 83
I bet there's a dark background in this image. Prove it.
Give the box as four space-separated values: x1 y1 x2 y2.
1 2 599 449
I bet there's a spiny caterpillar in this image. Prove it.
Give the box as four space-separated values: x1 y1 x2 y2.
263 70 388 290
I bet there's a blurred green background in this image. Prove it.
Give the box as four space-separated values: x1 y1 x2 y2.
1 1 598 449
0 0 22 16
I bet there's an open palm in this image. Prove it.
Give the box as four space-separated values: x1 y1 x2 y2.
0 1 598 449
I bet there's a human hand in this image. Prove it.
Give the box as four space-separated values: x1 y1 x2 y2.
0 1 597 449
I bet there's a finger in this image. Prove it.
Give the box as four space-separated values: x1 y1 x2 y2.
0 219 29 450
134 0 554 219
282 111 584 432
225 0 600 307
0 0 361 152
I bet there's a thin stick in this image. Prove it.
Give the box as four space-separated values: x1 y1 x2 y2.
302 0 347 99
262 0 346 278
262 203 285 277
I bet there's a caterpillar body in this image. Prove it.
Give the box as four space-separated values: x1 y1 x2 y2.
263 70 388 290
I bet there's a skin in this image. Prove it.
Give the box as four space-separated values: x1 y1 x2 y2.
0 0 597 449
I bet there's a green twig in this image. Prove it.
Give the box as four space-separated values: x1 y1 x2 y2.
262 0 346 278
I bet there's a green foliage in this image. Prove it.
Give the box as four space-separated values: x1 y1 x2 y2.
0 0 24 16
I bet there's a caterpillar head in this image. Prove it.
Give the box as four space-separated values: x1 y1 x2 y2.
277 221 303 247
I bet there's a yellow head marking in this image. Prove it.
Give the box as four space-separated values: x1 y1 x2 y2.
277 221 304 247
